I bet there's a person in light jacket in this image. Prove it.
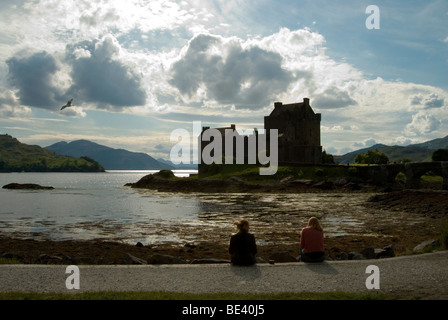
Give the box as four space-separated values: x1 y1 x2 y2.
299 217 325 262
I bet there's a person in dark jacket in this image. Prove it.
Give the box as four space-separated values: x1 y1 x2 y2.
229 219 257 266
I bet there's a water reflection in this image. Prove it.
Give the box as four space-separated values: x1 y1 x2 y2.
0 172 427 245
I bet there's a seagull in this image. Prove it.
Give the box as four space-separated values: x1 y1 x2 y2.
60 99 73 110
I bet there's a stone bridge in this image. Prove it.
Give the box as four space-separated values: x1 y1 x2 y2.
354 161 448 190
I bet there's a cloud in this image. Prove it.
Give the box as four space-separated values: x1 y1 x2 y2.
312 86 357 109
353 138 377 148
0 88 31 117
6 50 64 109
169 33 295 109
66 35 147 110
405 111 442 136
410 93 445 109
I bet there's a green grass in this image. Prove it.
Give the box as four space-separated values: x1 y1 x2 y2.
440 222 448 250
0 258 23 264
199 164 352 182
0 291 394 300
421 175 443 183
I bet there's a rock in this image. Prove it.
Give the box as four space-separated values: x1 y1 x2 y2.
256 257 268 264
413 239 440 252
36 254 64 264
268 251 298 263
124 253 147 265
360 247 376 259
184 243 197 249
280 176 295 185
348 252 366 260
147 254 187 265
227 176 247 184
339 252 349 260
332 178 348 186
375 245 395 259
1 252 27 263
154 170 175 179
3 183 54 190
312 181 333 190
190 258 230 264
345 182 361 190
72 257 96 265
136 242 144 247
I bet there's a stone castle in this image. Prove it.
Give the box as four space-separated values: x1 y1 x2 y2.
265 98 322 164
198 98 322 172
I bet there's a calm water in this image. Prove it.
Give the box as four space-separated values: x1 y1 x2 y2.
0 171 410 245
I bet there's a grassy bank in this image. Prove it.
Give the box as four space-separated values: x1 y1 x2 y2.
198 164 352 182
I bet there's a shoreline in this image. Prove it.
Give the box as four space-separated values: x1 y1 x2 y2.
1 189 447 265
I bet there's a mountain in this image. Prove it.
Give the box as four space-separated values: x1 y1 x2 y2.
333 135 448 164
157 158 198 170
0 134 104 172
46 140 174 170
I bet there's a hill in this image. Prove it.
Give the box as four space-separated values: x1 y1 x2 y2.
0 134 104 172
333 135 448 164
157 158 198 170
46 140 174 170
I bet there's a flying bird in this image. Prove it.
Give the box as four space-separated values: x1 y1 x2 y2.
60 99 73 110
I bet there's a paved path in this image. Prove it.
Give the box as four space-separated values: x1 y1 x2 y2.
1 251 447 299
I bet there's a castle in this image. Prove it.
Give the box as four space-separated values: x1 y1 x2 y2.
265 98 322 164
198 98 322 172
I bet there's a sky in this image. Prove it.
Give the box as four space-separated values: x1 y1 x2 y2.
0 0 448 159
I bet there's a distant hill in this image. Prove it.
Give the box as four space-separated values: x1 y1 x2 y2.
333 135 448 164
157 158 198 170
46 140 174 170
0 134 104 172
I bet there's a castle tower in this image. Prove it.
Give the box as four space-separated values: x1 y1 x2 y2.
264 98 322 164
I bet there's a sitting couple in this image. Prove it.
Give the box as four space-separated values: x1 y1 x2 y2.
229 217 325 265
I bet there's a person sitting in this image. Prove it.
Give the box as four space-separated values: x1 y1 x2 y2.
299 217 325 263
229 219 257 266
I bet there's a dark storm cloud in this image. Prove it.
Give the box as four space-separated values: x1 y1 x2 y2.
410 93 444 109
169 34 294 109
66 36 147 109
5 35 147 113
6 50 63 109
312 87 357 109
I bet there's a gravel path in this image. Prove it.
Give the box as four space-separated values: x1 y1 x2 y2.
1 251 447 299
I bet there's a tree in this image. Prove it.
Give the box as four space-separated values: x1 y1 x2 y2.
322 150 335 164
432 148 448 161
354 149 389 165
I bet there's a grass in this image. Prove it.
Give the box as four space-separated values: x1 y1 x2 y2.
0 291 394 300
199 164 352 182
0 258 23 264
440 222 448 250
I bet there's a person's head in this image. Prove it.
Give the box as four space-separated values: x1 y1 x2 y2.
307 217 323 231
235 219 250 232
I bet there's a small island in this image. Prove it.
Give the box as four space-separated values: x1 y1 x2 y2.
2 183 54 190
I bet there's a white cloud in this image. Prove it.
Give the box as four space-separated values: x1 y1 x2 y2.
1 1 448 153
404 111 442 136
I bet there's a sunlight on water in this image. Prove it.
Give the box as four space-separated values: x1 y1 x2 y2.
0 171 425 245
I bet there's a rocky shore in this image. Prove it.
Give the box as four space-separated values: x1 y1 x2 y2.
124 171 378 193
2 176 447 265
2 187 447 265
0 234 403 265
